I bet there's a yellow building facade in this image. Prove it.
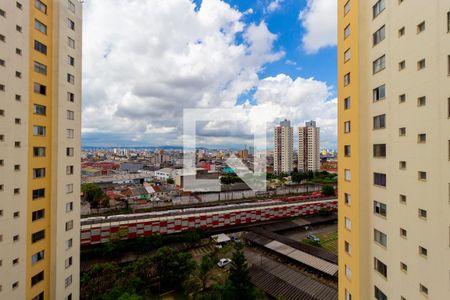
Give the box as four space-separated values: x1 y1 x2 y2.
0 1 81 299
338 1 450 299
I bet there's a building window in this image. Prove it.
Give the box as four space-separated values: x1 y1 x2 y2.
374 173 386 187
68 37 75 48
417 59 426 70
68 0 76 13
417 21 425 33
67 73 74 84
398 26 405 37
400 262 408 272
68 55 75 66
32 188 45 199
418 171 427 181
344 145 351 157
32 209 45 221
344 1 350 15
344 241 352 255
16 2 23 9
344 48 351 62
16 48 22 55
67 129 74 139
373 25 385 46
33 104 46 115
344 193 351 205
373 114 386 129
31 271 44 286
66 184 74 194
417 96 426 106
65 275 73 288
65 257 73 269
66 202 73 212
373 55 386 74
15 141 21 148
34 82 46 95
447 11 450 32
373 144 386 157
0 9 5 17
12 282 19 289
344 24 350 39
344 169 351 181
400 228 407 238
33 168 46 179
399 194 407 204
66 165 74 175
31 250 45 264
420 284 429 296
35 0 47 14
34 40 47 55
33 125 46 136
0 34 5 42
373 84 385 101
399 60 405 70
31 230 45 243
448 98 450 117
345 217 352 230
65 220 74 231
0 59 4 67
68 18 75 30
67 92 75 102
345 265 352 279
372 0 385 18
344 72 350 86
374 200 387 217
67 110 74 120
13 235 20 242
448 55 450 75
374 258 387 278
34 61 47 75
344 121 351 133
418 208 427 219
418 133 427 143
399 161 406 169
374 229 387 247
16 25 22 33
374 286 388 300
419 246 428 257
34 19 47 34
344 97 350 109
66 238 73 250
399 127 406 136
66 147 74 157
13 211 20 218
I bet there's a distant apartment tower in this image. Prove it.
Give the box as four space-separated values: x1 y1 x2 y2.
0 1 82 299
338 1 450 300
274 119 293 174
298 120 320 172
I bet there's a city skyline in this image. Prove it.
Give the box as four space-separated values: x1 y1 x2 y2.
81 0 339 149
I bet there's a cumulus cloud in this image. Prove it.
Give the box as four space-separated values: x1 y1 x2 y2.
267 0 283 12
82 0 336 148
299 0 337 54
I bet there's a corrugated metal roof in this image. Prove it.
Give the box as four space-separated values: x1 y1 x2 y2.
265 240 338 276
246 251 337 300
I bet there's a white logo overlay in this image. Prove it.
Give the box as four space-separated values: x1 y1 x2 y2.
183 108 270 192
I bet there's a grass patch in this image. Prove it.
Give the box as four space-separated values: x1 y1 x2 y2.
302 231 338 254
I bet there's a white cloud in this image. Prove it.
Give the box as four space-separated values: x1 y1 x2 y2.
267 0 284 12
82 0 336 148
299 0 337 54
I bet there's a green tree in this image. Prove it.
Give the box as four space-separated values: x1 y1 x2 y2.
199 255 215 290
80 262 121 299
291 172 305 184
152 247 196 291
167 178 175 184
321 185 335 196
117 293 143 300
183 274 202 299
227 244 256 300
81 183 105 208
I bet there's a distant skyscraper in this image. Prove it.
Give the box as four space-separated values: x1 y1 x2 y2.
274 119 293 174
298 120 320 172
0 1 82 299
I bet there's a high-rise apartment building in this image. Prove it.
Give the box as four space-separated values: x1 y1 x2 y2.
338 1 450 300
0 1 82 299
298 120 320 172
274 119 293 175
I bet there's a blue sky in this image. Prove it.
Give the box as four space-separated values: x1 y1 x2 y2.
82 0 338 149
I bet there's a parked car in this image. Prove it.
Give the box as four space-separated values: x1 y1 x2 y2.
231 236 241 243
306 233 320 242
217 258 232 268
